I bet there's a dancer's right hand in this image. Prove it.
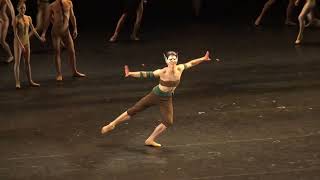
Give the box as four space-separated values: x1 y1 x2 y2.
20 44 25 52
203 51 211 61
124 65 130 77
41 34 46 42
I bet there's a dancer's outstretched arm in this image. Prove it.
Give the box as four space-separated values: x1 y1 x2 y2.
181 51 211 70
124 65 162 78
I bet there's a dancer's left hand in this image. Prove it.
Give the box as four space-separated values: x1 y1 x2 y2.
73 30 78 39
40 37 46 43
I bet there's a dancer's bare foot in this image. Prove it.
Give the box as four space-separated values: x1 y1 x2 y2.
73 72 86 78
16 83 21 89
295 39 302 45
285 20 297 26
6 56 14 63
56 75 63 81
101 123 115 134
30 81 40 87
145 139 162 147
130 35 140 41
305 22 312 27
109 34 118 42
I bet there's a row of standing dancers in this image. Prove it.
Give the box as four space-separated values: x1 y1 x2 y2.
0 0 85 89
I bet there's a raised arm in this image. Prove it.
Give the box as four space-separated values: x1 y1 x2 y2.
124 65 162 79
5 0 15 26
41 5 53 40
181 51 211 70
69 1 78 39
29 17 45 42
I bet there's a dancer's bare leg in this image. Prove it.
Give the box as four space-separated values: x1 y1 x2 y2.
14 42 22 89
192 0 202 17
36 8 44 32
0 19 14 63
145 123 167 147
52 34 63 81
255 0 277 26
65 31 85 78
285 0 297 25
305 11 314 27
109 13 128 42
131 0 144 41
23 44 40 87
101 111 131 134
296 2 313 44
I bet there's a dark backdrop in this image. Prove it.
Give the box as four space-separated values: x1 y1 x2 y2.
11 0 305 30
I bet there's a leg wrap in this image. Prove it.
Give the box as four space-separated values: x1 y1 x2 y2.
127 92 158 116
159 96 174 127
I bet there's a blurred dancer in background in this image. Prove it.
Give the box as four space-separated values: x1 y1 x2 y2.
255 0 296 26
0 0 15 63
109 0 145 42
295 0 317 44
192 0 202 17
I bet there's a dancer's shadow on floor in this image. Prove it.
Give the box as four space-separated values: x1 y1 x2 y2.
296 41 320 47
97 142 176 155
124 145 176 155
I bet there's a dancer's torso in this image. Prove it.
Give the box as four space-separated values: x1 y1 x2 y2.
38 0 50 8
16 15 30 46
307 0 316 5
50 0 71 36
158 67 183 93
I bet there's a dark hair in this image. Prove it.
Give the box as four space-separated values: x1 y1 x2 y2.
166 51 178 57
17 0 26 8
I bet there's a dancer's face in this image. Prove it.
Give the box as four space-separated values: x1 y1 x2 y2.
166 55 178 66
18 4 26 15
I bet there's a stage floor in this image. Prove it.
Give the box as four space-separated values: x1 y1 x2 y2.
0 22 320 180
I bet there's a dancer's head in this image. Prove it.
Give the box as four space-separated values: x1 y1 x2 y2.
163 51 178 66
17 0 26 15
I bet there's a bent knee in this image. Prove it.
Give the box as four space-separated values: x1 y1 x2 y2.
266 0 276 6
68 48 75 54
163 118 173 127
298 15 305 22
0 39 6 46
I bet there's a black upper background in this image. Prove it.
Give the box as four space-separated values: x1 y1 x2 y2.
11 0 305 31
